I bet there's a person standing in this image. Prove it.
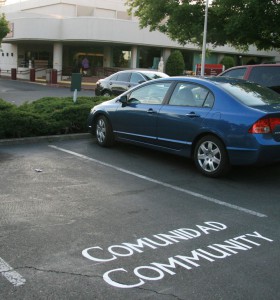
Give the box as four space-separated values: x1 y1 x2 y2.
82 56 90 76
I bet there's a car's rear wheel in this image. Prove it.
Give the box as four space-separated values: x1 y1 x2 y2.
194 135 230 178
95 115 114 147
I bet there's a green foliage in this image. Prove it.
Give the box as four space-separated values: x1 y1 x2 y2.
126 0 205 45
220 56 235 69
0 99 14 111
210 0 280 51
0 14 10 42
0 96 109 139
126 0 280 51
165 50 185 76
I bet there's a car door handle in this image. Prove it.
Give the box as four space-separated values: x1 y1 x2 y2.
186 112 200 118
147 108 156 114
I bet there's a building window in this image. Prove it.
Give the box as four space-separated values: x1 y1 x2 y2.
117 11 131 20
181 50 194 72
95 8 116 18
77 6 94 16
112 46 131 68
138 47 162 69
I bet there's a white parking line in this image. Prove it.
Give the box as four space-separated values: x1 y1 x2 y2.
49 145 267 218
0 257 26 286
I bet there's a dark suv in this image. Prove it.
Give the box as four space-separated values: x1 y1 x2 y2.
95 70 169 96
219 64 280 94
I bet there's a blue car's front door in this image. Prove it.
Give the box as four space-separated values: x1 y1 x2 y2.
113 81 172 144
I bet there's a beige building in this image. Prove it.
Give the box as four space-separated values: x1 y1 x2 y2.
1 0 279 80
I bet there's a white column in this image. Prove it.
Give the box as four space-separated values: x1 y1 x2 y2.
53 42 63 80
162 49 171 67
131 46 138 68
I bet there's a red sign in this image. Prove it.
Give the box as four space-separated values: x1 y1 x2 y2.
196 64 225 76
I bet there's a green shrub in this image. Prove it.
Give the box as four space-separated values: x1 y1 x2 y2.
0 96 109 139
220 56 236 69
0 98 15 110
165 50 185 76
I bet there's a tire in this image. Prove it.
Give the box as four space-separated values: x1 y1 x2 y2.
95 115 114 147
102 90 111 97
194 135 230 178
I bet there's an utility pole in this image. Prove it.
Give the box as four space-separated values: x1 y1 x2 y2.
201 0 209 76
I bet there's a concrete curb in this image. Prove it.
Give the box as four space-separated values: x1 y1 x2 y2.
0 133 92 146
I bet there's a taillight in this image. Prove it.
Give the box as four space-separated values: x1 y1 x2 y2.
249 117 280 134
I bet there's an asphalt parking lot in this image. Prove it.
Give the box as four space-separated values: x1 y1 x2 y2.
0 77 94 105
1 136 280 300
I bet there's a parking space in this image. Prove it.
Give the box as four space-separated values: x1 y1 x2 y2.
0 137 279 299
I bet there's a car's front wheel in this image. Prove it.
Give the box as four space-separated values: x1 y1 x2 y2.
194 135 230 178
102 90 111 97
95 115 114 147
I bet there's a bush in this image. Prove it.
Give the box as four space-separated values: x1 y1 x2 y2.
165 50 185 76
220 56 235 69
0 96 109 139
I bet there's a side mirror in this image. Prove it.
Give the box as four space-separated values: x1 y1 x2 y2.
118 95 128 107
119 95 128 103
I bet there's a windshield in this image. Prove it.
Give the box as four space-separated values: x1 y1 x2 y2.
214 80 280 106
141 72 169 80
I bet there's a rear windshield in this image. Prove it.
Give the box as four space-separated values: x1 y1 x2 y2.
249 66 280 87
220 67 246 79
217 81 280 106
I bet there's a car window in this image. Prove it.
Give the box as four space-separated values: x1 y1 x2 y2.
249 66 280 87
116 72 131 82
203 93 215 108
109 74 118 81
169 83 214 107
141 72 169 80
221 68 246 79
128 82 172 104
219 81 280 106
130 73 145 84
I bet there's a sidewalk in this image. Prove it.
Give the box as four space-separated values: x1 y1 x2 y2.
0 73 98 90
36 75 98 90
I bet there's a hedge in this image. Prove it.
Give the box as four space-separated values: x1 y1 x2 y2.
165 50 185 76
0 96 110 139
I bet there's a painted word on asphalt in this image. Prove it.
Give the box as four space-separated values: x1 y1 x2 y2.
82 221 273 288
0 257 26 287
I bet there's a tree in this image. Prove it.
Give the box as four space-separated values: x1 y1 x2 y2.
165 50 185 75
0 14 10 43
126 0 280 51
210 0 280 51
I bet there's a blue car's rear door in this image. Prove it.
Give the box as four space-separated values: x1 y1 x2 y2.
156 82 213 155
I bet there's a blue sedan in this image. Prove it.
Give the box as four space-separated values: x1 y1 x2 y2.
88 77 280 177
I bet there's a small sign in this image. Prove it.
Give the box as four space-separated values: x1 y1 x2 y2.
196 64 225 76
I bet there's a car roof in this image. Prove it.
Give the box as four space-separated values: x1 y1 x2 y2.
115 69 168 75
145 76 248 87
221 63 280 70
106 69 169 80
